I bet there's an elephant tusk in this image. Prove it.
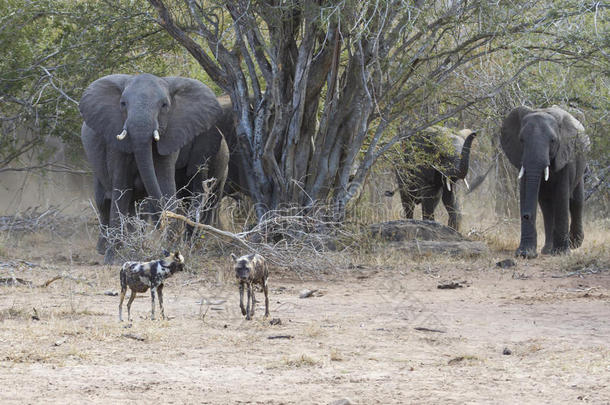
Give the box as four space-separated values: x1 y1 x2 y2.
116 129 127 140
463 178 470 190
446 179 451 192
544 166 549 181
518 166 525 179
153 130 160 141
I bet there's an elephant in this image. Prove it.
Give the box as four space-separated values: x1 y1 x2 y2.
213 95 251 198
389 126 477 232
80 73 222 264
500 106 589 258
175 123 229 228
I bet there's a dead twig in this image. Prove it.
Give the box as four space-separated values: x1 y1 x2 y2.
161 210 250 250
122 333 146 342
414 327 447 333
40 273 95 288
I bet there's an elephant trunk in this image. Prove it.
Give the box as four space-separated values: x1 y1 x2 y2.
454 132 476 179
134 143 163 203
517 166 543 258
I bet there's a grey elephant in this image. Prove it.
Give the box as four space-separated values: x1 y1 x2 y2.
500 106 589 258
389 126 477 231
175 123 229 228
212 95 251 198
80 73 221 264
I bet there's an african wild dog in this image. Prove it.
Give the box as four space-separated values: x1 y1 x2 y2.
230 253 269 320
119 250 185 322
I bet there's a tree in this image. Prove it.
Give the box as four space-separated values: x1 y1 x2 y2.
147 0 605 220
0 0 181 174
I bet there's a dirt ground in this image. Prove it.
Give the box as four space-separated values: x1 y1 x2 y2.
0 237 608 405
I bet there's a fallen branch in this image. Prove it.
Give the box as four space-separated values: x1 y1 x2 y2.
122 333 146 342
161 210 250 250
0 277 33 287
268 335 294 340
414 327 447 333
40 273 95 288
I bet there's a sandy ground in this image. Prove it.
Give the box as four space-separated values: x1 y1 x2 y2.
0 248 608 405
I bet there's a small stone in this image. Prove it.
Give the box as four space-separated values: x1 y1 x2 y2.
503 347 512 355
270 318 282 326
299 289 318 298
496 259 517 268
329 399 352 405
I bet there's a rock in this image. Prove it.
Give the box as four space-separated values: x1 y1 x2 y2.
103 290 118 296
369 219 464 242
329 399 352 405
497 259 517 268
369 220 489 257
437 281 466 289
53 337 67 346
394 240 489 257
269 318 282 326
503 347 512 355
299 289 321 299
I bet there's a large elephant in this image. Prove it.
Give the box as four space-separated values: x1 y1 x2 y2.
500 106 589 258
175 124 229 227
80 73 221 263
390 126 477 232
213 95 251 198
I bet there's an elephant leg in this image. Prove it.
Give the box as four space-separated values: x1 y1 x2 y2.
395 171 415 219
539 194 554 255
569 179 584 249
106 154 135 264
398 186 415 219
551 174 571 255
94 179 111 255
421 189 441 222
442 186 461 231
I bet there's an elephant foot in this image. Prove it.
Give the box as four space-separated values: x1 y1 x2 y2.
570 233 584 249
551 246 571 256
515 247 537 259
96 236 108 255
104 248 120 265
541 244 553 255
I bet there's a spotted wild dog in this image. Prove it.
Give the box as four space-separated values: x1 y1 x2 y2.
230 253 269 320
119 250 185 321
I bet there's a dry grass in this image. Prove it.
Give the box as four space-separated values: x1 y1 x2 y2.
279 353 321 368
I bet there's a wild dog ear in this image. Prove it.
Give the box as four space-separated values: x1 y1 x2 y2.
174 251 184 263
230 253 237 262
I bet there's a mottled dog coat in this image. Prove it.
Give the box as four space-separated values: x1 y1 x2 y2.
119 250 185 321
230 253 269 320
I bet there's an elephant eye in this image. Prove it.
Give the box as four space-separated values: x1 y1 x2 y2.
120 100 126 107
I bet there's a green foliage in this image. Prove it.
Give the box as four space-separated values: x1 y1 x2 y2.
0 0 203 168
391 126 462 176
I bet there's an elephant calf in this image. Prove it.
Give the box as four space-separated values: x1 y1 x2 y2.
390 126 477 232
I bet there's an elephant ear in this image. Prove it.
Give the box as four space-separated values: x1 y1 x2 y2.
79 74 133 153
500 106 533 168
159 77 222 156
550 107 589 171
